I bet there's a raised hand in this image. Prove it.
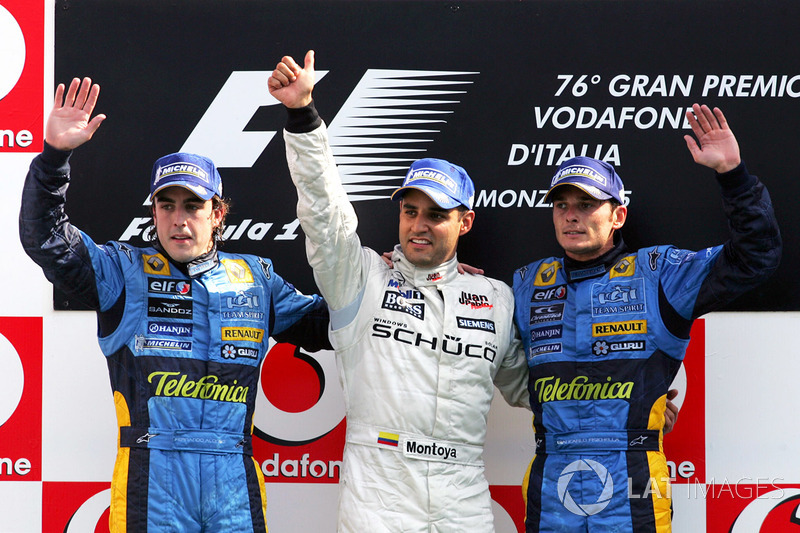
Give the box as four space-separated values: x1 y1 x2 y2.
684 104 741 174
45 77 106 151
268 50 315 109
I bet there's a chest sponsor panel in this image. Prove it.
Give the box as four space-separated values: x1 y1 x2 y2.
148 321 193 337
371 319 498 363
221 327 264 343
140 357 259 405
592 320 647 337
456 316 496 333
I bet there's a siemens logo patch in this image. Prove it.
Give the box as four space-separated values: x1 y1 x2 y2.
456 317 495 333
148 297 193 318
382 291 425 320
148 322 193 337
529 303 564 325
531 325 563 343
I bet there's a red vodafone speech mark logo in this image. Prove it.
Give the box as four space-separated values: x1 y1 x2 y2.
0 317 42 481
42 482 111 533
0 0 44 152
252 341 346 483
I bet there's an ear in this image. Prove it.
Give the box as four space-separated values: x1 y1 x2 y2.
211 203 226 229
459 210 475 236
611 205 627 230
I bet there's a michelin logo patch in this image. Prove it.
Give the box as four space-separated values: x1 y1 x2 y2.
529 343 562 359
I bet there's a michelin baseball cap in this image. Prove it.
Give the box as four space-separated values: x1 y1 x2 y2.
390 158 475 210
544 156 625 204
150 152 223 201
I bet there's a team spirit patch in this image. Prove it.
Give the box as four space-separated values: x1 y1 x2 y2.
591 279 646 317
221 290 264 321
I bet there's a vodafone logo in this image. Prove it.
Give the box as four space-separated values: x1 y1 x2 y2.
0 332 24 428
64 489 111 533
254 341 344 443
0 6 25 101
731 488 800 531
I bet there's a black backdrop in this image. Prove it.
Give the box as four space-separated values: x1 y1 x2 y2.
55 0 797 310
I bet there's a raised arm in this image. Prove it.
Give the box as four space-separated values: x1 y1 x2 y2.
269 52 371 314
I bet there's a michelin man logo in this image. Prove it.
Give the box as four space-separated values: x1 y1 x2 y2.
557 459 614 516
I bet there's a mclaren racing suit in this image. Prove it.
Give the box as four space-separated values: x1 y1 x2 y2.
20 144 329 532
283 109 530 532
512 163 781 532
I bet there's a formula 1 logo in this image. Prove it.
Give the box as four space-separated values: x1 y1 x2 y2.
0 1 44 152
121 69 476 241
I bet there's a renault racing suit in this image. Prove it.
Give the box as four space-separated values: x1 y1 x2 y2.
283 108 530 532
512 163 781 532
20 144 330 532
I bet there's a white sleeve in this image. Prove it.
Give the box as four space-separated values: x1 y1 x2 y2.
283 122 368 314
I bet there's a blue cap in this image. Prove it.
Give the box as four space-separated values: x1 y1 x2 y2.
150 152 223 201
390 158 475 209
544 156 625 204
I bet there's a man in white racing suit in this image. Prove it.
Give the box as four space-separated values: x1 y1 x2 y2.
269 50 530 532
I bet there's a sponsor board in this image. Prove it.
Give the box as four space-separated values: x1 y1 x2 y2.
42 482 111 533
0 0 44 152
0 317 42 481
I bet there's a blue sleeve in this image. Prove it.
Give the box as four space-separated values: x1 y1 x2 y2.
19 143 125 312
263 260 331 351
660 162 781 319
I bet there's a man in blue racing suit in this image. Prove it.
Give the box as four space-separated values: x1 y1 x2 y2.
512 105 781 532
19 78 329 532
